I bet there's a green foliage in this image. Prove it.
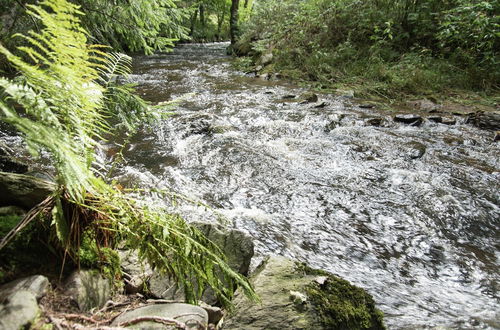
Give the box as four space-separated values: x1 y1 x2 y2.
239 0 499 98
74 0 188 54
438 0 499 68
0 0 257 307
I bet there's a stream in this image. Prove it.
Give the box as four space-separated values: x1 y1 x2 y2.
119 43 497 328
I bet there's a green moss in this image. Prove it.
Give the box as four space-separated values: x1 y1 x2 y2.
297 263 385 330
79 231 122 284
0 214 22 234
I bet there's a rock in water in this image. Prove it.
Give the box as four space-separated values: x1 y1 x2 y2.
0 171 55 209
65 270 112 312
0 290 39 330
299 92 319 104
393 114 423 126
468 111 500 130
112 303 208 330
223 256 385 330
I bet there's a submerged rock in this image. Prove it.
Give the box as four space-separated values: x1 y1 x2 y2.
299 92 319 104
0 171 55 209
112 303 208 330
65 270 112 312
394 114 423 126
468 111 500 130
428 116 456 125
365 118 383 127
223 256 385 330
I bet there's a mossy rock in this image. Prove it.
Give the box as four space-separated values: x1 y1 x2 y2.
298 263 384 329
224 256 384 330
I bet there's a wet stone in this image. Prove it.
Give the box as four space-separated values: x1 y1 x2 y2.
313 101 329 108
365 118 383 127
394 114 423 126
299 92 319 104
441 117 457 125
403 141 426 160
468 111 500 130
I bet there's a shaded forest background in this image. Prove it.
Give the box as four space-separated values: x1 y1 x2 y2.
1 0 498 102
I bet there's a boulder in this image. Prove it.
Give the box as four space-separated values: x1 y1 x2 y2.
0 275 49 300
118 249 153 294
0 289 39 330
193 222 254 276
112 303 208 330
393 114 423 126
223 256 385 330
148 223 254 305
65 270 112 312
468 111 500 130
0 171 55 209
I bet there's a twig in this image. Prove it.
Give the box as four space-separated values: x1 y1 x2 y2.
47 315 64 330
62 313 100 324
146 299 186 304
95 300 130 314
0 195 53 251
117 316 186 329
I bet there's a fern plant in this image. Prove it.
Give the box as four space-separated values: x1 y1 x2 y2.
0 0 257 307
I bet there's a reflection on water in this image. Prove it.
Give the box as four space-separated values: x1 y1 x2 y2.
120 43 498 329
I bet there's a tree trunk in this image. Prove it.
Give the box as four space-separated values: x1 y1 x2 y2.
189 9 198 36
230 0 240 45
199 4 206 28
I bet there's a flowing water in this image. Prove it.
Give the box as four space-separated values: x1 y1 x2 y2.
102 43 500 328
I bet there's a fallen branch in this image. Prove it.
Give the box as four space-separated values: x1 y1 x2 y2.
62 313 100 324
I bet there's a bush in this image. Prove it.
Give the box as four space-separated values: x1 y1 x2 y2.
239 0 499 97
